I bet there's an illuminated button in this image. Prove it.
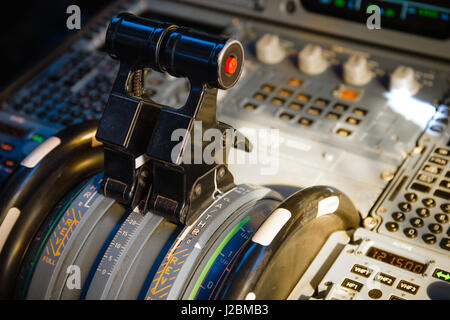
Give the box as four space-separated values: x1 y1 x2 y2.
271 97 285 106
341 278 363 292
336 128 353 137
435 148 450 157
224 56 237 74
435 213 449 224
423 165 442 175
339 89 360 101
385 221 399 232
422 198 436 208
0 143 14 152
397 280 419 295
253 92 267 100
244 103 258 110
307 107 322 116
416 208 430 218
288 102 302 110
298 117 313 127
404 192 418 202
417 174 436 184
428 223 442 234
314 98 329 106
403 227 418 238
278 88 293 97
351 264 373 278
334 103 349 111
432 268 450 283
398 202 412 212
430 156 447 166
287 78 303 87
3 159 16 168
352 108 367 117
440 238 450 251
261 84 275 92
346 117 361 125
296 93 311 102
279 113 294 121
422 233 437 244
392 211 405 222
368 289 382 299
374 272 396 286
327 112 341 120
410 217 424 228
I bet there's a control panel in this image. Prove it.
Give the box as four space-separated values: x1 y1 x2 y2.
314 229 449 300
0 0 449 300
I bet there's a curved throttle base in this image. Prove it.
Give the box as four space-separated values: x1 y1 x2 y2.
0 121 104 299
218 185 361 300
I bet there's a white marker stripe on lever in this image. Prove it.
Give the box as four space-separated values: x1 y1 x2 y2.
21 136 61 168
252 208 291 246
0 207 20 253
317 196 339 217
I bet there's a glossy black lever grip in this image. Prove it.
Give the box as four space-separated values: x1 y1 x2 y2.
106 12 244 89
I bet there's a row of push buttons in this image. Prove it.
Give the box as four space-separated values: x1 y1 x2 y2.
340 264 422 299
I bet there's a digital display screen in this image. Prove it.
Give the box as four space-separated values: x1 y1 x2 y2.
301 0 450 39
0 122 27 138
366 247 427 274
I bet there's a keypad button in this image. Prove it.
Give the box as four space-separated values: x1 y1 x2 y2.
439 238 450 251
351 264 373 278
404 227 417 238
422 198 436 208
423 165 442 175
416 208 430 218
397 280 420 295
441 203 450 213
422 233 437 244
435 148 450 157
398 202 412 212
410 217 424 228
341 278 363 292
389 295 405 300
385 222 399 232
404 192 418 202
435 213 448 224
428 223 442 234
429 156 447 166
392 212 405 222
374 272 396 286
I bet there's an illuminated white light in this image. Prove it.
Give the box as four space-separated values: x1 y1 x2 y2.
384 91 435 128
245 292 256 300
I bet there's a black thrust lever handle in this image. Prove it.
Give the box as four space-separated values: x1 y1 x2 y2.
95 13 247 225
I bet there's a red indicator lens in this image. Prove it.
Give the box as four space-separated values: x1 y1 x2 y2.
225 56 237 74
